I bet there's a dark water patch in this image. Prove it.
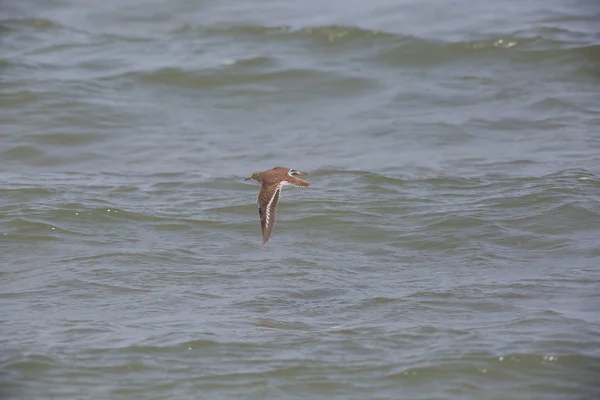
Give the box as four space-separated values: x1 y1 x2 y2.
287 288 346 300
187 23 596 68
14 206 221 229
423 215 490 230
24 131 107 147
223 55 278 69
376 34 600 71
0 89 45 109
418 175 492 189
0 18 63 30
185 24 398 45
530 95 591 113
2 144 44 160
311 168 377 177
327 326 384 336
507 201 600 234
375 37 521 68
0 186 55 202
62 327 113 336
254 319 312 331
359 172 406 188
125 66 376 97
202 176 251 190
96 32 155 43
4 353 58 372
61 279 153 295
2 216 70 235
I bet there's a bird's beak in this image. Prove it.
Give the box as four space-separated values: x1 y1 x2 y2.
291 170 307 176
245 176 252 181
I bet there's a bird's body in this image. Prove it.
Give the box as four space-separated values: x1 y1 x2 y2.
245 166 310 244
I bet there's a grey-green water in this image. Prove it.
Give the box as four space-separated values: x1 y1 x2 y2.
2 0 600 399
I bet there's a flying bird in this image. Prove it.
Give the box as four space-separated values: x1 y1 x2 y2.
245 166 310 244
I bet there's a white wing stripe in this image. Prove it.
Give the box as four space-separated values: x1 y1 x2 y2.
264 183 282 227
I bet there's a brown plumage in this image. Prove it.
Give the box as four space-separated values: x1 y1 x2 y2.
245 166 310 244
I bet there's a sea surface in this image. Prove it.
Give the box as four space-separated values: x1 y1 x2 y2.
2 0 600 399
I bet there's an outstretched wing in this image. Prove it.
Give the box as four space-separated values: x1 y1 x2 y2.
258 184 281 244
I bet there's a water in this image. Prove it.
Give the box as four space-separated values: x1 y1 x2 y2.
2 0 600 398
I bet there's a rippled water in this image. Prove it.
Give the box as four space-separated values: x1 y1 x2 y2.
2 0 600 398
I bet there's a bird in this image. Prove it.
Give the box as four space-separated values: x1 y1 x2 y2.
245 166 310 244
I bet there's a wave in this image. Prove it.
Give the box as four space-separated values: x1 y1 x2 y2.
0 17 62 30
174 23 599 56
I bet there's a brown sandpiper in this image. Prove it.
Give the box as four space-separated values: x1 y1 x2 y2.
245 166 310 244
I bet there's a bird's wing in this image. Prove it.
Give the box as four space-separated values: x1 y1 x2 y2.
258 183 281 244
